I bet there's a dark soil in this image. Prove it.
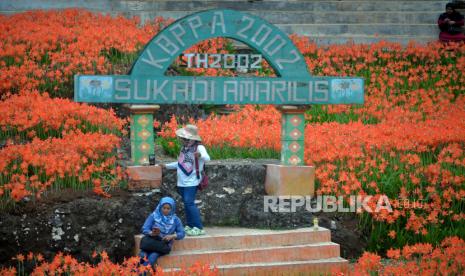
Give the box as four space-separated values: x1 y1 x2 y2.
0 159 367 269
0 188 153 267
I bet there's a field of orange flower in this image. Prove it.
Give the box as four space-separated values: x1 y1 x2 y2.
0 10 140 207
1 236 463 275
157 39 465 251
350 236 465 275
0 9 164 99
0 9 236 206
0 8 464 273
0 251 219 276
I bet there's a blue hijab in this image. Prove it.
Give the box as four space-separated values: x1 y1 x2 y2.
151 197 177 235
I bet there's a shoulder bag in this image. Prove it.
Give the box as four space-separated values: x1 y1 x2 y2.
140 235 171 255
194 144 209 191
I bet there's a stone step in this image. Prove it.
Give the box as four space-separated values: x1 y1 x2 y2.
135 226 347 274
0 0 448 13
303 34 437 45
278 23 439 36
0 0 447 44
231 32 438 46
95 1 449 13
158 242 341 268
0 8 444 25
164 257 349 275
114 10 441 25
135 227 331 253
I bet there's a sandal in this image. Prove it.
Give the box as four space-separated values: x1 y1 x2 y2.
185 227 196 236
190 227 206 236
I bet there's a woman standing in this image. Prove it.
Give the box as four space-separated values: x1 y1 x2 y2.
438 3 465 42
163 124 210 236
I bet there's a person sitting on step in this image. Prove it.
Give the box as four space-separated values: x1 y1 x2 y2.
139 196 185 268
438 2 465 42
161 124 210 236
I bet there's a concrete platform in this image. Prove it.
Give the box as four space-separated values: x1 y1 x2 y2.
265 164 315 196
135 226 348 274
126 165 162 191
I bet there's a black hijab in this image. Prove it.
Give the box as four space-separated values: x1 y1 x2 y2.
439 3 464 22
438 3 464 32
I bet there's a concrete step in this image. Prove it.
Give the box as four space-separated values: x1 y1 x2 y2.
113 10 442 25
165 257 349 275
135 227 331 253
0 0 447 44
229 32 438 46
176 226 332 251
0 9 445 25
158 242 341 268
278 23 439 36
135 226 347 274
303 34 437 45
105 1 449 13
0 0 449 13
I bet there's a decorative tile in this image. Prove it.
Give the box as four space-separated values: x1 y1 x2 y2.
137 115 149 127
281 111 305 165
138 129 151 140
288 155 302 165
290 129 302 139
139 142 150 152
289 141 301 153
290 115 302 126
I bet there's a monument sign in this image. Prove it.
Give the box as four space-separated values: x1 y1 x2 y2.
74 9 364 195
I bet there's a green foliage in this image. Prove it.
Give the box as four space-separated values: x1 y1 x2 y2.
306 105 379 124
156 137 279 160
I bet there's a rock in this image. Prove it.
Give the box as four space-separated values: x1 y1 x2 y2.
330 220 337 229
242 187 253 194
51 214 63 227
223 187 235 194
55 208 70 215
51 227 65 241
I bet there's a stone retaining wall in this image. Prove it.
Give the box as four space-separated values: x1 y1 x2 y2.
0 160 364 267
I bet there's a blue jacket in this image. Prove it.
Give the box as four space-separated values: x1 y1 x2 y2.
141 197 185 241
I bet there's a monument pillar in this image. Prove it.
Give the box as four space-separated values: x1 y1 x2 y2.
265 106 315 196
126 105 162 191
